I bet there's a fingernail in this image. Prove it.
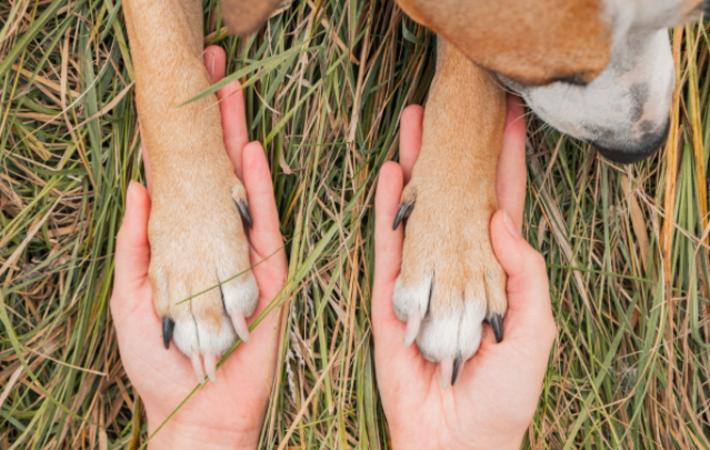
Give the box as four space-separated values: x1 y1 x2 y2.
503 209 520 238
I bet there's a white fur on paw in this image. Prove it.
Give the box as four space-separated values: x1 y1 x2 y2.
416 299 486 363
394 274 487 363
171 273 258 358
220 273 259 331
173 314 236 357
392 274 432 323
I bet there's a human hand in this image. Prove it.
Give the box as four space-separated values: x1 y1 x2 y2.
110 46 287 449
373 95 557 450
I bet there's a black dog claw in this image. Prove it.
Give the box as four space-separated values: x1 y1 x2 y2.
392 200 415 230
451 354 463 386
490 314 504 343
236 200 253 228
162 317 175 349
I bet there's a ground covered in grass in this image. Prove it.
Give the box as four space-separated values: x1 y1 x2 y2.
1 1 710 448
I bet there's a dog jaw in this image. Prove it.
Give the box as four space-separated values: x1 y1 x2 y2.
502 0 680 163
497 0 709 163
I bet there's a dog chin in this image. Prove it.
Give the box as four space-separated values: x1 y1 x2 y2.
589 119 670 164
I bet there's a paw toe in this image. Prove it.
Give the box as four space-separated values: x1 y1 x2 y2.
416 289 487 363
171 303 237 357
220 274 258 318
220 273 258 342
392 275 432 324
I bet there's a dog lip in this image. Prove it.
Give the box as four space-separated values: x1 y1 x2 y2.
593 144 659 164
589 120 670 164
498 71 593 91
548 72 592 87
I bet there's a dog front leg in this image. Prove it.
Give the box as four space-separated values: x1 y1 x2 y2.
123 0 258 383
392 38 507 387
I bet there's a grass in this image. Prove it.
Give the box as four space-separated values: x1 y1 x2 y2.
0 0 709 448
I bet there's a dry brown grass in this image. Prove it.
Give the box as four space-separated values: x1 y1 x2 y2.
1 1 709 448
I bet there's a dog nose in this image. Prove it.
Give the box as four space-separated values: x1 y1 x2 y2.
592 121 670 164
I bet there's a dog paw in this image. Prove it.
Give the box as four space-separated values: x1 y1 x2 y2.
392 181 506 388
149 174 258 384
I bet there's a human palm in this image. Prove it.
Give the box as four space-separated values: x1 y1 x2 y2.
111 46 286 449
373 97 557 450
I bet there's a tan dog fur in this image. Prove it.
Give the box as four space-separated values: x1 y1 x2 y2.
220 0 284 36
396 0 611 85
401 42 506 314
123 0 257 380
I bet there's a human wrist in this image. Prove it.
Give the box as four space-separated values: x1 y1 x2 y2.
480 435 524 450
473 432 525 450
145 411 258 450
390 429 524 450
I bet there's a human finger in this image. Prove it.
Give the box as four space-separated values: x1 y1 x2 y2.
489 209 556 343
233 142 285 380
241 142 287 287
372 162 407 347
399 105 424 185
111 181 153 325
496 94 526 232
204 45 249 180
204 45 226 82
